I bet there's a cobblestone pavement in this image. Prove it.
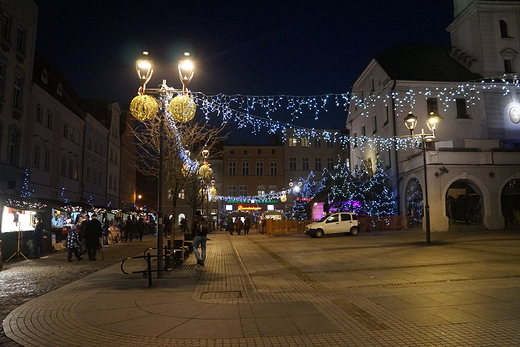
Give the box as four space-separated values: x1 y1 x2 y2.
3 228 520 346
0 235 157 347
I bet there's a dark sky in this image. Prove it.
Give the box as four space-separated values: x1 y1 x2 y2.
35 0 455 130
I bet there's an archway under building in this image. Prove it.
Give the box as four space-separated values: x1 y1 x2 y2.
446 180 483 226
501 179 520 226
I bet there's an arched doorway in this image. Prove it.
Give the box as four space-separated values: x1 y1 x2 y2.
446 180 482 225
501 179 520 226
405 178 423 226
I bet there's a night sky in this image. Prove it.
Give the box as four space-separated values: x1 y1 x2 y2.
35 0 455 131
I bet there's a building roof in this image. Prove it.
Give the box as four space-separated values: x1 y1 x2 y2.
375 43 482 82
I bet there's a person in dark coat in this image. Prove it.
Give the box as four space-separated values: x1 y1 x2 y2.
84 214 103 261
226 217 234 235
66 227 82 262
235 218 243 235
244 216 251 235
135 218 146 241
31 217 44 259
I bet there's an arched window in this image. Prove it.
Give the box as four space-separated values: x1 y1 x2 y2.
500 20 510 38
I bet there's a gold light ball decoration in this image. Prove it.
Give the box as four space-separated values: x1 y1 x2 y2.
168 94 196 123
198 163 212 178
130 94 158 121
280 195 287 203
209 187 217 202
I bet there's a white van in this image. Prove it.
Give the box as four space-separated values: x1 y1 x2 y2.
304 212 359 238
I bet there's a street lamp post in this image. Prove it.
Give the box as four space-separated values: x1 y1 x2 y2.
131 51 195 277
404 111 440 244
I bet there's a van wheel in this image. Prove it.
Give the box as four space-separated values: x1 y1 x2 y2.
315 229 324 238
350 226 359 236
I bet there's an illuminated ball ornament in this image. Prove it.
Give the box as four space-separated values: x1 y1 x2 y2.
280 195 287 202
198 163 212 178
130 94 158 121
168 94 196 123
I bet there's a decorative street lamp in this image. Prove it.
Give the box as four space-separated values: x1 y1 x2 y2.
130 51 195 277
404 111 441 244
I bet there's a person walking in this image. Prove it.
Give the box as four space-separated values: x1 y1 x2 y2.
66 226 82 262
191 211 208 266
259 215 266 234
135 217 146 241
180 217 188 233
84 214 103 261
244 216 251 235
226 217 234 235
123 216 135 242
235 217 243 235
31 217 44 259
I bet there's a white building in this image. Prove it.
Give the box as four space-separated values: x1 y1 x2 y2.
0 0 38 195
347 0 520 232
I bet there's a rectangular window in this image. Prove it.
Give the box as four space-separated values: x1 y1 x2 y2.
373 115 377 134
68 159 73 178
271 149 276 154
327 158 334 170
315 158 322 171
456 99 469 118
8 130 19 166
257 185 266 196
33 145 40 168
35 104 43 123
46 111 53 129
44 149 50 171
315 139 321 147
63 123 68 138
239 185 248 196
13 75 22 109
302 157 309 171
326 140 333 148
384 105 390 125
301 138 309 147
16 26 25 52
228 162 236 175
61 157 67 176
289 138 297 147
256 162 264 175
504 59 513 73
257 148 262 154
289 157 296 170
268 185 277 193
270 162 277 175
427 98 438 115
1 14 10 40
242 162 249 175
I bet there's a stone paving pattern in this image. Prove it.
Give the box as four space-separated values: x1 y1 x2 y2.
3 228 520 346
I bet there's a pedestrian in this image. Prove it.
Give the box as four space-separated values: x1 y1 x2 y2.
31 216 44 259
244 216 251 235
123 216 135 241
259 215 266 234
66 226 82 262
226 217 234 235
135 217 146 241
84 214 103 261
235 217 243 235
191 211 208 266
180 217 188 233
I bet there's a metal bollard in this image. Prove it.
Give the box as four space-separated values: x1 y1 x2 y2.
146 253 152 287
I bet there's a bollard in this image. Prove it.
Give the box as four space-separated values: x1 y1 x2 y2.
146 253 152 287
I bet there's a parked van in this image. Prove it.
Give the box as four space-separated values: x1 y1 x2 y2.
304 212 359 238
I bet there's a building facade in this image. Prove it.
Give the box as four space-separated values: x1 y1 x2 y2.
348 0 520 231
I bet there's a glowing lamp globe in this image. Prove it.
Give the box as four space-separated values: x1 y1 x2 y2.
209 187 217 197
168 94 196 123
280 195 287 203
130 94 158 121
